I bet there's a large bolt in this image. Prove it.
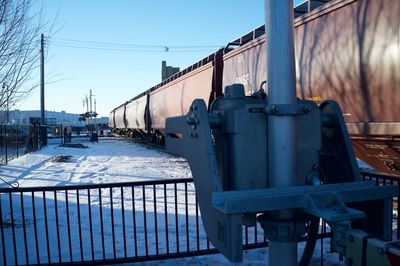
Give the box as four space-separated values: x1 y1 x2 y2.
271 105 280 114
303 105 312 113
186 116 198 126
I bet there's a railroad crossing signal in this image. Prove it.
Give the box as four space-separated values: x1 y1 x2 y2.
79 111 98 121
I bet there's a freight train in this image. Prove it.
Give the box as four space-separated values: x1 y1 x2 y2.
109 0 400 176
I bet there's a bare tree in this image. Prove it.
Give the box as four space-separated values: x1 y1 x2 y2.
0 0 47 117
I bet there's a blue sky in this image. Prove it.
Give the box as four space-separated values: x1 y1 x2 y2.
20 0 303 116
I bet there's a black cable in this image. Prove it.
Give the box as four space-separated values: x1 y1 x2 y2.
49 37 222 50
299 216 320 266
49 43 217 53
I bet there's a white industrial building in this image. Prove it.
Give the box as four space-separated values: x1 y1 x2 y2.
0 110 108 127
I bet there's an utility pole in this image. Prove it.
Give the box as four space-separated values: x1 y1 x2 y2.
94 98 97 131
40 33 47 146
40 33 45 126
84 95 88 127
88 89 97 136
89 89 93 117
89 89 95 127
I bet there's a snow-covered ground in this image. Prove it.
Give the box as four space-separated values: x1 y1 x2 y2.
0 138 365 265
0 138 191 188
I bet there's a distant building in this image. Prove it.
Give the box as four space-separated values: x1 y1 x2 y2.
0 110 109 128
161 61 180 81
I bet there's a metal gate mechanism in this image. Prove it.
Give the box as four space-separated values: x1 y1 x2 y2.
166 84 398 264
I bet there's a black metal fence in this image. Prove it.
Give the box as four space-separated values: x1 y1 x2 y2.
0 125 28 165
0 172 398 265
0 125 50 166
0 124 90 167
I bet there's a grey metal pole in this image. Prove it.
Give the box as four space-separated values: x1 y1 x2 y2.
265 0 298 265
40 34 45 126
89 89 92 116
94 98 97 130
85 95 89 128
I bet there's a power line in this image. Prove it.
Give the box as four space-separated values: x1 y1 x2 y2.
49 42 218 53
50 43 164 52
48 37 223 51
51 37 162 48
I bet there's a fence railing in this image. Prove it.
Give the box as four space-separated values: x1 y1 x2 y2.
0 125 50 166
0 172 398 265
0 124 90 167
0 125 28 165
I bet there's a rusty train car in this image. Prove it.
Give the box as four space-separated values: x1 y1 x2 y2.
110 0 400 176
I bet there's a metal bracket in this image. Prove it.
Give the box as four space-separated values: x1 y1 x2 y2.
304 193 364 222
212 181 397 223
166 99 243 262
166 98 399 263
265 103 313 116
